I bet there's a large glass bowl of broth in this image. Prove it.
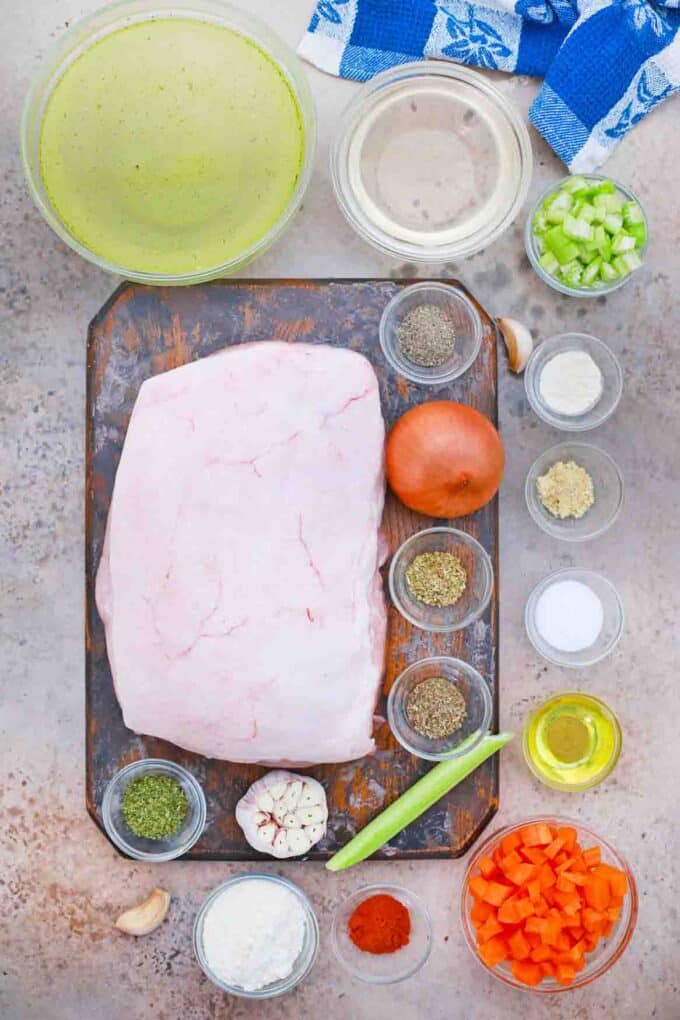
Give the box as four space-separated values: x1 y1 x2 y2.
21 0 315 284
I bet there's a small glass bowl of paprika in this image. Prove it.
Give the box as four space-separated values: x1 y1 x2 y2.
331 884 433 984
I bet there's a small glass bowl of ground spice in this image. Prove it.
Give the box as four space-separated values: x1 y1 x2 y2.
102 758 207 861
525 441 623 542
389 527 494 632
388 656 493 760
379 281 483 386
331 884 432 984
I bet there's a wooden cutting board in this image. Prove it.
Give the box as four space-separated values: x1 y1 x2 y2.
86 279 499 860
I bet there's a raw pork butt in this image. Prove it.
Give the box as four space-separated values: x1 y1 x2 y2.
96 342 386 764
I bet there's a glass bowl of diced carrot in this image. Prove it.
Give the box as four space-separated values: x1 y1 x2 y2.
460 817 637 993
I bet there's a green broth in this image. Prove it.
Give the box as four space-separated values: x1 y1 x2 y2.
39 18 305 275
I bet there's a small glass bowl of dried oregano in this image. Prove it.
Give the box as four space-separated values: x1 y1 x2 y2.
102 758 207 861
388 656 493 761
379 281 483 386
389 527 494 632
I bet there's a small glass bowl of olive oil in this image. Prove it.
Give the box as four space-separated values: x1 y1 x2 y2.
522 692 622 792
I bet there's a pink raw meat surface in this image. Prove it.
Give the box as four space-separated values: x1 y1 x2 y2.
96 341 387 764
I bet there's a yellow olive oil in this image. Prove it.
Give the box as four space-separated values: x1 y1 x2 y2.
523 693 621 791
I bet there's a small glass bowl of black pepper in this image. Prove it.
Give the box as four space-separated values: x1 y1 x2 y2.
379 281 483 386
388 656 493 761
389 527 494 632
102 758 207 861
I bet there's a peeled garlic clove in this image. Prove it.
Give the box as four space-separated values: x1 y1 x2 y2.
497 316 533 373
235 769 328 859
114 888 170 937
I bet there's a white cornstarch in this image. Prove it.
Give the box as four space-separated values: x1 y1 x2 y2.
201 879 306 991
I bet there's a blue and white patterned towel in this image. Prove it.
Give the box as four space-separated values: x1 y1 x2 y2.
299 0 680 171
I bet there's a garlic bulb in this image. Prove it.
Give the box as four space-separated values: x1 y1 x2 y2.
235 770 328 859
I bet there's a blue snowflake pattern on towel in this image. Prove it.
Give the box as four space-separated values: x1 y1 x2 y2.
514 0 578 27
627 0 677 39
442 11 512 69
310 0 349 32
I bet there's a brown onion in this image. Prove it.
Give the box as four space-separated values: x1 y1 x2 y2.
386 401 504 518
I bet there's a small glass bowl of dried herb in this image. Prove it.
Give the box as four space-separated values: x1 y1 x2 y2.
379 281 483 386
389 527 494 632
525 441 623 543
387 656 493 761
102 758 207 861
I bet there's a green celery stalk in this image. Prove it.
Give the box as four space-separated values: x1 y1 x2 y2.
325 731 513 872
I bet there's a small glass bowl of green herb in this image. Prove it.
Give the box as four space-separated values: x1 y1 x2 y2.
379 282 483 386
388 656 493 761
102 758 207 861
525 174 647 297
389 527 494 632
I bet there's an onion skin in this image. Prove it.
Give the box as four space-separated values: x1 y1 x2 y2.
386 401 505 518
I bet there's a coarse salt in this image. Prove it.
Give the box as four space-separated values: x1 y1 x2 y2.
535 580 603 652
201 879 307 991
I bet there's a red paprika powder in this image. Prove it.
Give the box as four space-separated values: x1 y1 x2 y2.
347 893 411 954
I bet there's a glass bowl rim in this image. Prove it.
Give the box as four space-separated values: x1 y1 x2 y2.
524 440 624 543
19 0 317 285
330 882 433 984
460 814 638 993
521 691 623 791
387 655 493 761
388 526 495 633
524 567 625 668
330 60 533 262
101 757 207 861
524 173 648 298
378 281 483 385
193 873 320 997
523 332 623 432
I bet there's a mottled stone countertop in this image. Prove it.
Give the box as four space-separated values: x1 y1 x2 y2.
1 2 678 1018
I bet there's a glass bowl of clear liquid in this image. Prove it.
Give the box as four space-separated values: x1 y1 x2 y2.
331 62 532 262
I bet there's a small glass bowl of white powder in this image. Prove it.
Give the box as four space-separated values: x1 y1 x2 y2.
193 875 319 998
525 568 624 668
524 333 623 432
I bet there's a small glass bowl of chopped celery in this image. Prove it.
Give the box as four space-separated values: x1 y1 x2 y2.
102 758 207 861
387 656 493 761
525 175 647 297
525 441 624 543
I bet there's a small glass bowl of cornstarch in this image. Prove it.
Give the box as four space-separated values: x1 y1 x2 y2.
380 281 483 385
524 333 623 432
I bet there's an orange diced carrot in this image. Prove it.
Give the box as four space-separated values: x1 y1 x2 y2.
584 874 611 912
560 870 587 887
525 932 542 949
542 887 557 906
540 961 556 977
569 939 586 962
607 905 622 923
508 929 531 961
470 899 494 926
553 889 580 912
529 943 552 963
555 963 576 986
555 931 571 952
573 956 586 973
554 855 572 872
498 898 521 925
521 846 548 866
602 920 614 938
597 863 628 900
557 826 577 851
515 898 535 922
477 915 504 943
478 855 498 879
524 916 546 936
541 918 562 947
583 846 601 868
555 874 576 893
538 863 557 890
582 907 605 933
543 837 565 860
533 896 549 917
566 925 584 940
469 876 488 900
520 823 553 847
478 935 509 969
511 960 543 987
507 862 537 887
527 879 542 904
500 831 522 856
483 881 514 907
499 851 524 875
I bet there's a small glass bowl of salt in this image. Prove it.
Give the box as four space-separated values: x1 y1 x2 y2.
524 333 623 432
525 568 624 668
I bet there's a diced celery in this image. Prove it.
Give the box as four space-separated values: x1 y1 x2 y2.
560 260 583 287
545 226 580 266
561 175 590 193
611 233 636 254
627 222 647 248
594 178 616 195
545 191 572 224
563 214 594 242
622 200 644 226
579 245 600 265
613 250 643 275
582 258 602 285
600 261 620 283
594 192 623 213
534 234 546 255
539 251 560 275
546 206 568 225
533 210 548 234
578 203 596 223
603 212 623 235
